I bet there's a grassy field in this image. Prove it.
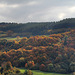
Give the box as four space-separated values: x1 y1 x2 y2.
0 35 49 41
0 37 23 41
20 69 72 75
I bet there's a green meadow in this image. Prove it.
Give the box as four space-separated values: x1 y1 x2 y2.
20 69 72 75
0 37 23 41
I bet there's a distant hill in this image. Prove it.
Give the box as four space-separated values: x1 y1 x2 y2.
0 18 75 37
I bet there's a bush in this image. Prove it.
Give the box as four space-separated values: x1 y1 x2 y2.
15 68 20 73
24 69 33 75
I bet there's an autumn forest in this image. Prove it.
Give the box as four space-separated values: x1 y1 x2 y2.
0 18 75 75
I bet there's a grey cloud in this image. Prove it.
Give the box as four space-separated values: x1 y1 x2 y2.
0 0 75 23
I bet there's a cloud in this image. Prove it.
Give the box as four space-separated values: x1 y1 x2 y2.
0 3 19 8
69 6 75 13
58 13 66 19
0 0 75 23
26 1 39 6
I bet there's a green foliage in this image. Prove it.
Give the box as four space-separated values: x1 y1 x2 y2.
47 63 54 72
0 18 75 37
24 69 33 75
0 62 23 75
69 62 75 72
0 28 75 74
20 69 71 75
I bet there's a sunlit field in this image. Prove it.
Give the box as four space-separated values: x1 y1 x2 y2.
0 37 23 41
20 69 72 75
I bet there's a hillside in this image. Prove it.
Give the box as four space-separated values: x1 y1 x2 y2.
0 18 75 74
0 28 75 74
0 18 75 37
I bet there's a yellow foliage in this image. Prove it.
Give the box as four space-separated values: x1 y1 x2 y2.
48 29 52 32
19 57 25 60
14 40 19 44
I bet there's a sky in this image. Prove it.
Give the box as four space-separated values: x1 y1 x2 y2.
0 0 75 23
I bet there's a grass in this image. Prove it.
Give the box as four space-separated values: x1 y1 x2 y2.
20 69 72 75
0 37 23 41
0 34 7 37
0 37 17 40
0 35 49 41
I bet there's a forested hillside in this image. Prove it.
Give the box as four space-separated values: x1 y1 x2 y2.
0 18 75 37
0 18 75 74
0 29 75 74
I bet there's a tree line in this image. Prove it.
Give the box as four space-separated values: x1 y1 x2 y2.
0 29 75 74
